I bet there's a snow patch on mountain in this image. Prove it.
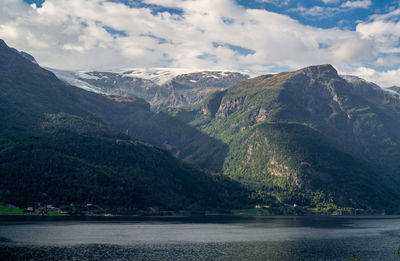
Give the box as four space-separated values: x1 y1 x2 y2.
48 67 250 111
48 68 106 94
341 74 400 98
117 68 201 85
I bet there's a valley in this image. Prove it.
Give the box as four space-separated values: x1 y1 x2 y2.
1 40 400 215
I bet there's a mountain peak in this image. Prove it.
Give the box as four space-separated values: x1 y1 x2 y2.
19 51 38 64
0 39 8 49
297 64 338 78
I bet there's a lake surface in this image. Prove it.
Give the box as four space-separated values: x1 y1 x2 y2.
0 215 399 260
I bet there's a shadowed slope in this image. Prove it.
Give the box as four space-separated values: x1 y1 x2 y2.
0 39 249 211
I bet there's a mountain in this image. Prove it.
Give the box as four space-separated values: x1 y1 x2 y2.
3 38 399 214
50 68 249 111
388 86 400 95
342 75 400 100
0 39 249 212
165 64 400 213
55 62 400 213
48 61 400 213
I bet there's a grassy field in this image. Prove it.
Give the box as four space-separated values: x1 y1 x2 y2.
0 205 24 214
0 205 68 216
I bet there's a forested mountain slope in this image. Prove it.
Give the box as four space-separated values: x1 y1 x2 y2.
0 39 249 211
166 65 400 212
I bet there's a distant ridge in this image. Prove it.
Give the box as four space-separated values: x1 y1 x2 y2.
50 67 249 111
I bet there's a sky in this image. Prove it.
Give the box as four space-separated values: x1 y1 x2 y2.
1 0 400 87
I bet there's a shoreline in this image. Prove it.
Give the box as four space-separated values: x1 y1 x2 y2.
1 212 398 220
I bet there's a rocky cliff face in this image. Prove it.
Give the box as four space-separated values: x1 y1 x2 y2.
50 68 249 111
186 65 400 165
166 64 400 211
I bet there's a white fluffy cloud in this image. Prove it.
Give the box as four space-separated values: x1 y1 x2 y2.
345 67 400 87
0 0 398 87
256 0 291 6
290 0 371 18
321 0 341 4
341 0 371 8
340 7 400 87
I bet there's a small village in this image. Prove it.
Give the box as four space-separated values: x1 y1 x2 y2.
0 203 105 216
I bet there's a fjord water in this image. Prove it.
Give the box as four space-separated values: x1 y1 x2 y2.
0 216 399 260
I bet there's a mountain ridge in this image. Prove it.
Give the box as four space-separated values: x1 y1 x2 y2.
50 68 249 111
2 38 400 213
0 39 249 212
164 63 400 212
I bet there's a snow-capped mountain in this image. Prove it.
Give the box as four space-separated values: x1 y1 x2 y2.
388 86 400 95
50 68 249 111
341 75 400 98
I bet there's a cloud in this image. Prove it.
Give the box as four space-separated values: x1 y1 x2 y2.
0 0 397 87
375 55 400 67
341 0 371 9
321 0 341 4
290 0 371 19
355 8 400 70
345 67 400 87
288 6 341 18
256 0 291 7
331 37 374 63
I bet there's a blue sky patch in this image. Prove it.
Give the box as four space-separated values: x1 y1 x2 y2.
213 42 256 56
236 0 399 29
107 0 184 16
23 0 45 8
318 42 330 49
222 17 235 24
103 26 128 37
140 34 169 44
197 53 218 63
